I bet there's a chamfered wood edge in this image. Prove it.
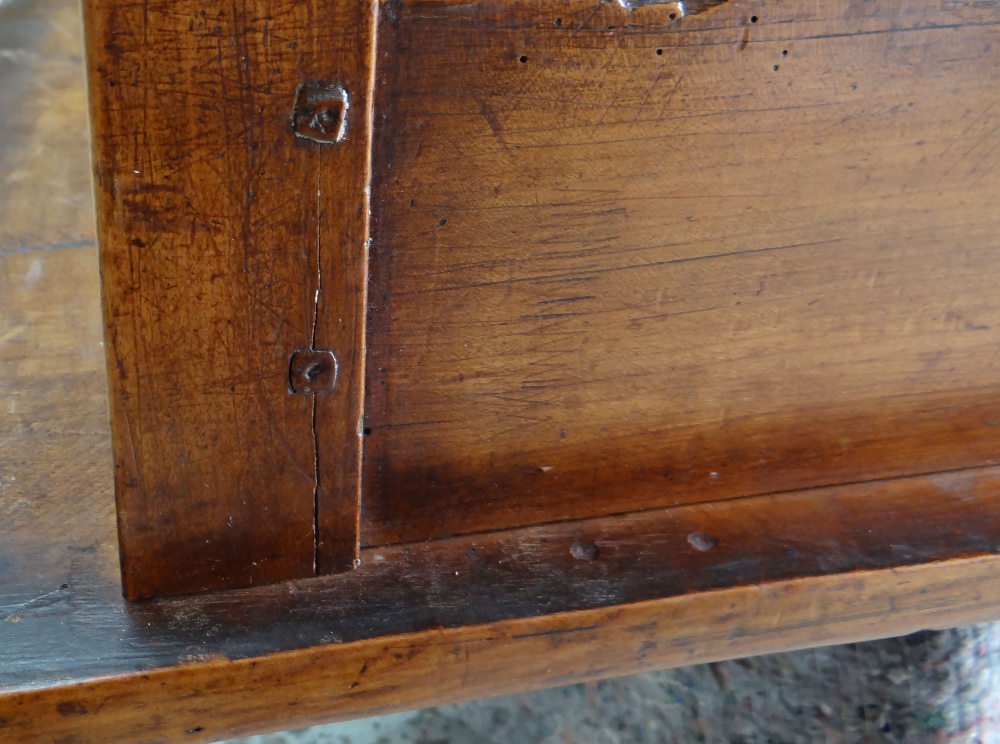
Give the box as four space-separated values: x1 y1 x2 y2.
3 553 1000 744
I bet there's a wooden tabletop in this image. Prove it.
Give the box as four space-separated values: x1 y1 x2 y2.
6 0 1000 742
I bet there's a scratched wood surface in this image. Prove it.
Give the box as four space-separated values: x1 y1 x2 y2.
8 0 1000 740
364 0 1000 546
85 0 376 598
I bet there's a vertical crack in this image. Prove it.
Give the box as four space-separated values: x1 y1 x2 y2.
311 394 319 573
311 153 323 574
312 156 322 350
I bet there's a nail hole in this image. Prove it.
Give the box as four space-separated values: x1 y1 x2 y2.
687 532 718 552
669 11 677 19
655 48 663 56
519 55 528 64
781 49 788 56
773 64 779 71
554 17 562 25
187 727 204 734
750 15 758 23
59 583 70 590
570 542 600 561
437 218 447 227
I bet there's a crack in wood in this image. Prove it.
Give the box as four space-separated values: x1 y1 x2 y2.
312 153 323 573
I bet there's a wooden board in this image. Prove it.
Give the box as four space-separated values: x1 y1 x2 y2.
8 0 1000 740
365 0 1000 545
85 0 377 597
7 555 1000 743
5 234 1000 735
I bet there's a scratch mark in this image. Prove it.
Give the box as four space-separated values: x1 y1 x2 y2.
1 587 67 623
586 35 627 135
630 57 670 128
940 95 1000 176
592 38 645 134
656 46 699 122
477 98 505 142
572 2 604 37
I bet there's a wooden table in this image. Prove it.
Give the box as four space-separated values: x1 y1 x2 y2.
6 0 1000 741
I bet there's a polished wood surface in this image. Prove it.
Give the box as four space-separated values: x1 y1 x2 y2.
6 0 1000 741
86 0 378 597
365 0 1000 545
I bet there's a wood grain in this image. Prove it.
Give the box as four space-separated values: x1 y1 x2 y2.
10 0 1000 739
365 0 1000 546
85 0 376 597
7 553 1000 743
6 238 1000 735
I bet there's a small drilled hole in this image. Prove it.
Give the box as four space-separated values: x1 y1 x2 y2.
781 49 788 56
669 11 677 19
773 64 779 71
554 17 562 26
655 48 663 56
570 542 600 561
688 532 718 552
519 55 528 64
750 15 758 23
